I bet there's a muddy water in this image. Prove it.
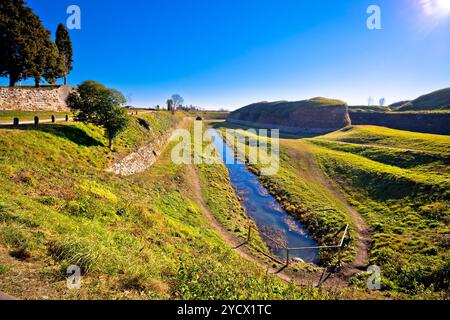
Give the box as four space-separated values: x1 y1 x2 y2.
208 129 319 263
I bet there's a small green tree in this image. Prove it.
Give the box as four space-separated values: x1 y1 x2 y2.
67 81 129 151
55 24 73 85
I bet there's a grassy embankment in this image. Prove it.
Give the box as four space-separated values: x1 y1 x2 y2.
308 126 449 297
0 112 333 299
211 121 356 266
191 111 229 120
212 121 448 298
0 111 73 123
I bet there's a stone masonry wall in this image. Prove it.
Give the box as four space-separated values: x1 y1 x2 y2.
0 86 71 111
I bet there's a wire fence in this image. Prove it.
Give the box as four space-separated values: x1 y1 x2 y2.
244 223 350 267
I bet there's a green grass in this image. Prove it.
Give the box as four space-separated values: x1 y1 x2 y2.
193 123 268 254
0 114 331 300
211 122 356 265
396 87 450 111
348 106 392 113
309 139 449 172
0 111 73 122
211 121 449 298
229 97 347 121
309 127 449 296
316 125 450 153
191 111 229 120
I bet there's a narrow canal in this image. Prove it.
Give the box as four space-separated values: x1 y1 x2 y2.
208 128 319 263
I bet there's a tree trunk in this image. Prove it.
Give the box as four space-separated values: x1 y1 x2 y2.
34 77 40 88
9 76 16 87
64 76 67 86
109 138 114 151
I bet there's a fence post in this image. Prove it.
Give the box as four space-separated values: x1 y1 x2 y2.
13 118 19 126
51 115 55 123
285 249 290 267
34 116 39 125
65 115 69 122
247 225 252 243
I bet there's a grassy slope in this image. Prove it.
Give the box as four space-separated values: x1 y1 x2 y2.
0 111 73 122
230 98 347 120
316 126 450 153
211 122 356 265
396 87 450 111
308 126 449 296
0 114 331 300
348 106 392 113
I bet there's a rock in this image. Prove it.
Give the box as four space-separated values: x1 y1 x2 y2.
292 257 305 263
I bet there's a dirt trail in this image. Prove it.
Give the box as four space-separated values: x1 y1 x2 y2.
280 139 371 276
184 164 346 288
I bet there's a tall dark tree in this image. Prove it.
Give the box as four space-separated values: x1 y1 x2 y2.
0 0 29 86
55 24 73 85
167 99 174 114
67 81 129 151
42 41 66 85
0 0 61 87
23 10 63 87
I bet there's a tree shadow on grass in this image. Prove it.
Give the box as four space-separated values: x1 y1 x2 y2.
8 124 104 147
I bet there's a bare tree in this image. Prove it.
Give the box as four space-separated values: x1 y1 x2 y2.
171 94 184 108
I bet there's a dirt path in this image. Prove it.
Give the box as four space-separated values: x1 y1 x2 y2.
184 164 347 288
280 139 371 277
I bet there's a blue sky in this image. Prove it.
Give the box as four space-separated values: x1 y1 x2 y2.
3 0 450 109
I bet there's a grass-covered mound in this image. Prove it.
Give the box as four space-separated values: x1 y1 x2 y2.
228 98 350 133
394 87 450 111
0 113 333 300
348 105 392 113
308 126 449 296
231 98 347 117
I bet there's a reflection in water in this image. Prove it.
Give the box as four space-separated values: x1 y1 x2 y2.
209 129 319 263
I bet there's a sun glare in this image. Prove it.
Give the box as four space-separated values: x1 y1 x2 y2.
438 0 450 12
422 0 450 15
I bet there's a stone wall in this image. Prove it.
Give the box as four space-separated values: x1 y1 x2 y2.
0 86 71 111
107 118 188 176
350 112 450 135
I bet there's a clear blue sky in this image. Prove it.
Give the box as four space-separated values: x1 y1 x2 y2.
3 0 450 110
